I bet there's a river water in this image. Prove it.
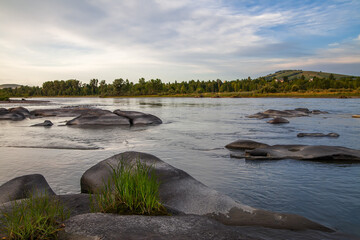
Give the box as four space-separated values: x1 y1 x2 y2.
0 97 359 236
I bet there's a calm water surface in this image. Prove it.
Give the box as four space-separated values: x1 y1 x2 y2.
0 97 359 236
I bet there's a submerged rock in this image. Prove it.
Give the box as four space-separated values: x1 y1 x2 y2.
113 109 162 125
297 133 339 138
245 145 360 162
0 174 56 204
9 107 31 118
248 108 326 119
225 140 269 150
81 151 332 231
31 120 53 127
267 117 289 124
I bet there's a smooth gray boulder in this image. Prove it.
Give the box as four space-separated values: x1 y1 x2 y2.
245 145 360 162
80 151 331 231
267 117 289 124
247 108 326 119
0 112 25 121
0 174 56 204
0 108 9 115
225 140 269 150
59 213 357 240
9 107 30 118
113 109 162 125
297 133 339 138
66 111 130 126
31 120 53 127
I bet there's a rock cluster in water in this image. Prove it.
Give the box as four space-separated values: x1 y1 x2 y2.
247 108 328 119
0 107 162 126
3 152 357 240
226 140 360 162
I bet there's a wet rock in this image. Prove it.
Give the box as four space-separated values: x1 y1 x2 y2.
0 112 25 121
30 107 107 118
0 174 56 204
0 108 9 115
59 213 356 240
113 109 162 125
31 120 53 127
9 107 30 118
247 108 326 119
245 145 360 162
225 140 270 150
81 151 332 231
297 133 339 138
66 111 130 126
267 117 289 124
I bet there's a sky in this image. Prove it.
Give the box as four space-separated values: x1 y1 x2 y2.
0 0 360 86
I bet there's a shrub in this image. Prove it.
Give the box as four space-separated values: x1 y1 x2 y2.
0 93 9 101
0 193 70 240
90 159 168 216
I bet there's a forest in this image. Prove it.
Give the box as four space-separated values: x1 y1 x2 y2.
1 74 360 99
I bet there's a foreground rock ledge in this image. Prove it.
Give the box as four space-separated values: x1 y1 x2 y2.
81 151 331 231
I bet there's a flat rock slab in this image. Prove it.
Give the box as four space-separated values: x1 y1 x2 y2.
297 133 339 138
225 140 270 150
248 108 327 119
30 107 107 118
245 145 360 162
66 111 130 126
267 117 289 124
81 151 331 231
0 174 56 204
59 213 357 240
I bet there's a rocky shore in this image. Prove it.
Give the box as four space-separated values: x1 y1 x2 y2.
1 152 359 239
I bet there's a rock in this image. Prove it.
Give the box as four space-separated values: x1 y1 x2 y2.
245 145 360 162
0 108 9 115
0 174 56 204
66 111 130 126
113 109 162 125
352 115 360 118
267 117 289 124
9 107 30 118
59 213 356 240
0 112 25 121
81 151 332 231
247 108 326 119
31 120 53 127
297 133 339 138
225 140 270 150
30 107 107 118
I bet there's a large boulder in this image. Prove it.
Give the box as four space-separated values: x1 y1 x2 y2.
66 111 130 126
245 145 360 162
225 140 269 150
0 108 9 115
81 151 331 231
113 109 162 125
0 112 25 121
0 174 56 204
30 107 107 118
59 213 357 240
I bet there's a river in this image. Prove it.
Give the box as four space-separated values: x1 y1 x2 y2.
0 97 359 236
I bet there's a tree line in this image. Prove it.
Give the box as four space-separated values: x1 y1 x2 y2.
1 74 359 98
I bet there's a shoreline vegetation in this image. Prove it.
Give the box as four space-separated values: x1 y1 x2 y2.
0 70 359 100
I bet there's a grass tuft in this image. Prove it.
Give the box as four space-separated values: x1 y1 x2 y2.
90 159 168 215
0 193 70 240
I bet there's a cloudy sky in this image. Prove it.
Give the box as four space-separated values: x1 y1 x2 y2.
0 0 359 86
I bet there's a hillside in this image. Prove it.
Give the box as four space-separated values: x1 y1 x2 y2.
0 84 22 89
263 70 356 81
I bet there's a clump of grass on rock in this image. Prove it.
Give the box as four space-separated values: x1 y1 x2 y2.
91 159 168 216
0 193 70 240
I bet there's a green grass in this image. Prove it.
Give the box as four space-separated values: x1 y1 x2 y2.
90 159 168 216
0 193 70 240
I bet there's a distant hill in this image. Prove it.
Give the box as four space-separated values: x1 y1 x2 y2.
0 84 22 89
263 70 356 81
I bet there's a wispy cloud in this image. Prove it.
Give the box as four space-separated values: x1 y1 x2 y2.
0 0 359 85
